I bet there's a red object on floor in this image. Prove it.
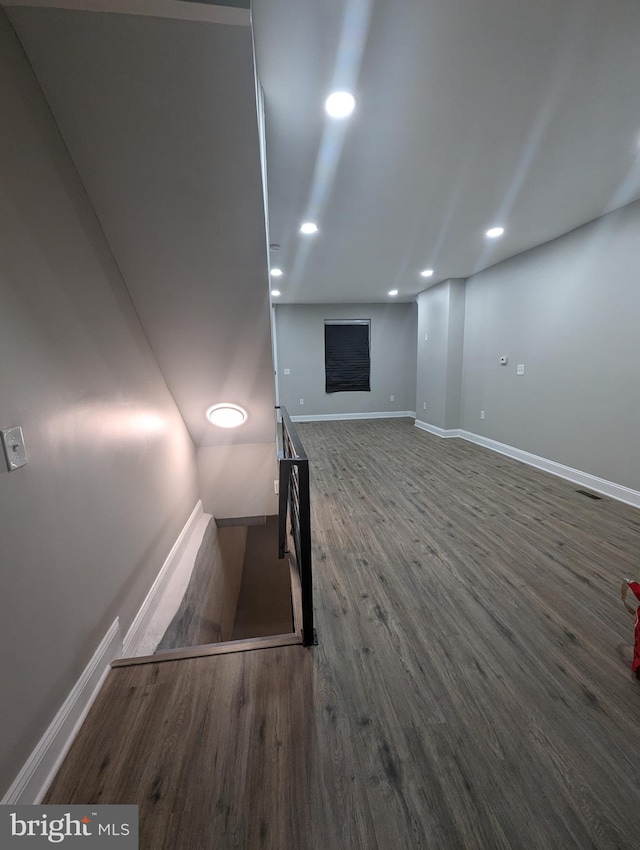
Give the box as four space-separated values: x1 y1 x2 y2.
625 581 640 678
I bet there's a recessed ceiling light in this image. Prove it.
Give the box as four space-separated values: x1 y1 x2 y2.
270 268 283 277
486 226 505 239
388 289 399 296
206 403 247 429
300 222 318 235
420 269 434 278
271 289 281 297
325 91 356 119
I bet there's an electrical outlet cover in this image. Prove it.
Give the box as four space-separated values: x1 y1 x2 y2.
1 426 28 471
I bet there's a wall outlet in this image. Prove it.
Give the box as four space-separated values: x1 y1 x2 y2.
299 398 304 405
283 368 291 375
423 402 427 410
424 333 428 341
390 395 394 402
273 479 279 495
480 410 485 420
1 426 28 471
516 364 525 375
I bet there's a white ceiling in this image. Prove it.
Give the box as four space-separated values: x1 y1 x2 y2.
7 0 275 447
253 0 640 303
6 0 640 446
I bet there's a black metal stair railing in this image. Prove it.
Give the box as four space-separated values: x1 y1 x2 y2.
276 406 316 647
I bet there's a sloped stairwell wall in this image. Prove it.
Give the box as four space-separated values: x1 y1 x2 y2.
0 10 199 800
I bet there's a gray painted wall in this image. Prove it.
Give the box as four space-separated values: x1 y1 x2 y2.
445 281 466 429
9 6 276 450
461 200 640 491
415 280 465 429
0 12 199 797
275 304 417 417
197 445 278 519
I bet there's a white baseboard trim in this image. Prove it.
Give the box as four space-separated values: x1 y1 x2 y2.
1 500 207 805
414 420 640 509
129 512 213 658
457 430 640 509
121 500 203 657
291 411 416 423
1 618 122 806
414 419 461 439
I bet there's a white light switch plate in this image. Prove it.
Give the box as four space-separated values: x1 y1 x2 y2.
1 426 28 471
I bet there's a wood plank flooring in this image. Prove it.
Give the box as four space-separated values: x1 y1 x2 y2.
45 419 640 849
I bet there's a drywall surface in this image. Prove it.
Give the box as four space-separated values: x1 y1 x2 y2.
275 303 417 417
445 280 466 429
416 280 465 429
0 10 199 797
198 444 278 518
9 6 275 449
461 200 640 490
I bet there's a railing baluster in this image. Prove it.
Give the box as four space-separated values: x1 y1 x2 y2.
278 458 291 558
276 406 316 646
297 459 313 645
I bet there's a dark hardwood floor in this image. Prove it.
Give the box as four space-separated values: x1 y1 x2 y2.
45 419 640 849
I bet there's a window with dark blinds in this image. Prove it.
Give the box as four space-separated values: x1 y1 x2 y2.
324 321 371 393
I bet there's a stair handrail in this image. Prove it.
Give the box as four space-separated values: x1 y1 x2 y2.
276 406 315 646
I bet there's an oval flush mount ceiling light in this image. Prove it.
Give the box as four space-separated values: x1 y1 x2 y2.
325 91 356 119
300 222 318 235
420 268 434 278
206 403 247 428
485 226 505 239
270 268 283 277
388 289 399 296
271 289 281 297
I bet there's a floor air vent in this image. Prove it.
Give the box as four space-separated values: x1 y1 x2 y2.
576 489 603 500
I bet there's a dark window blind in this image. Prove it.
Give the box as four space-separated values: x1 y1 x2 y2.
324 322 371 393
